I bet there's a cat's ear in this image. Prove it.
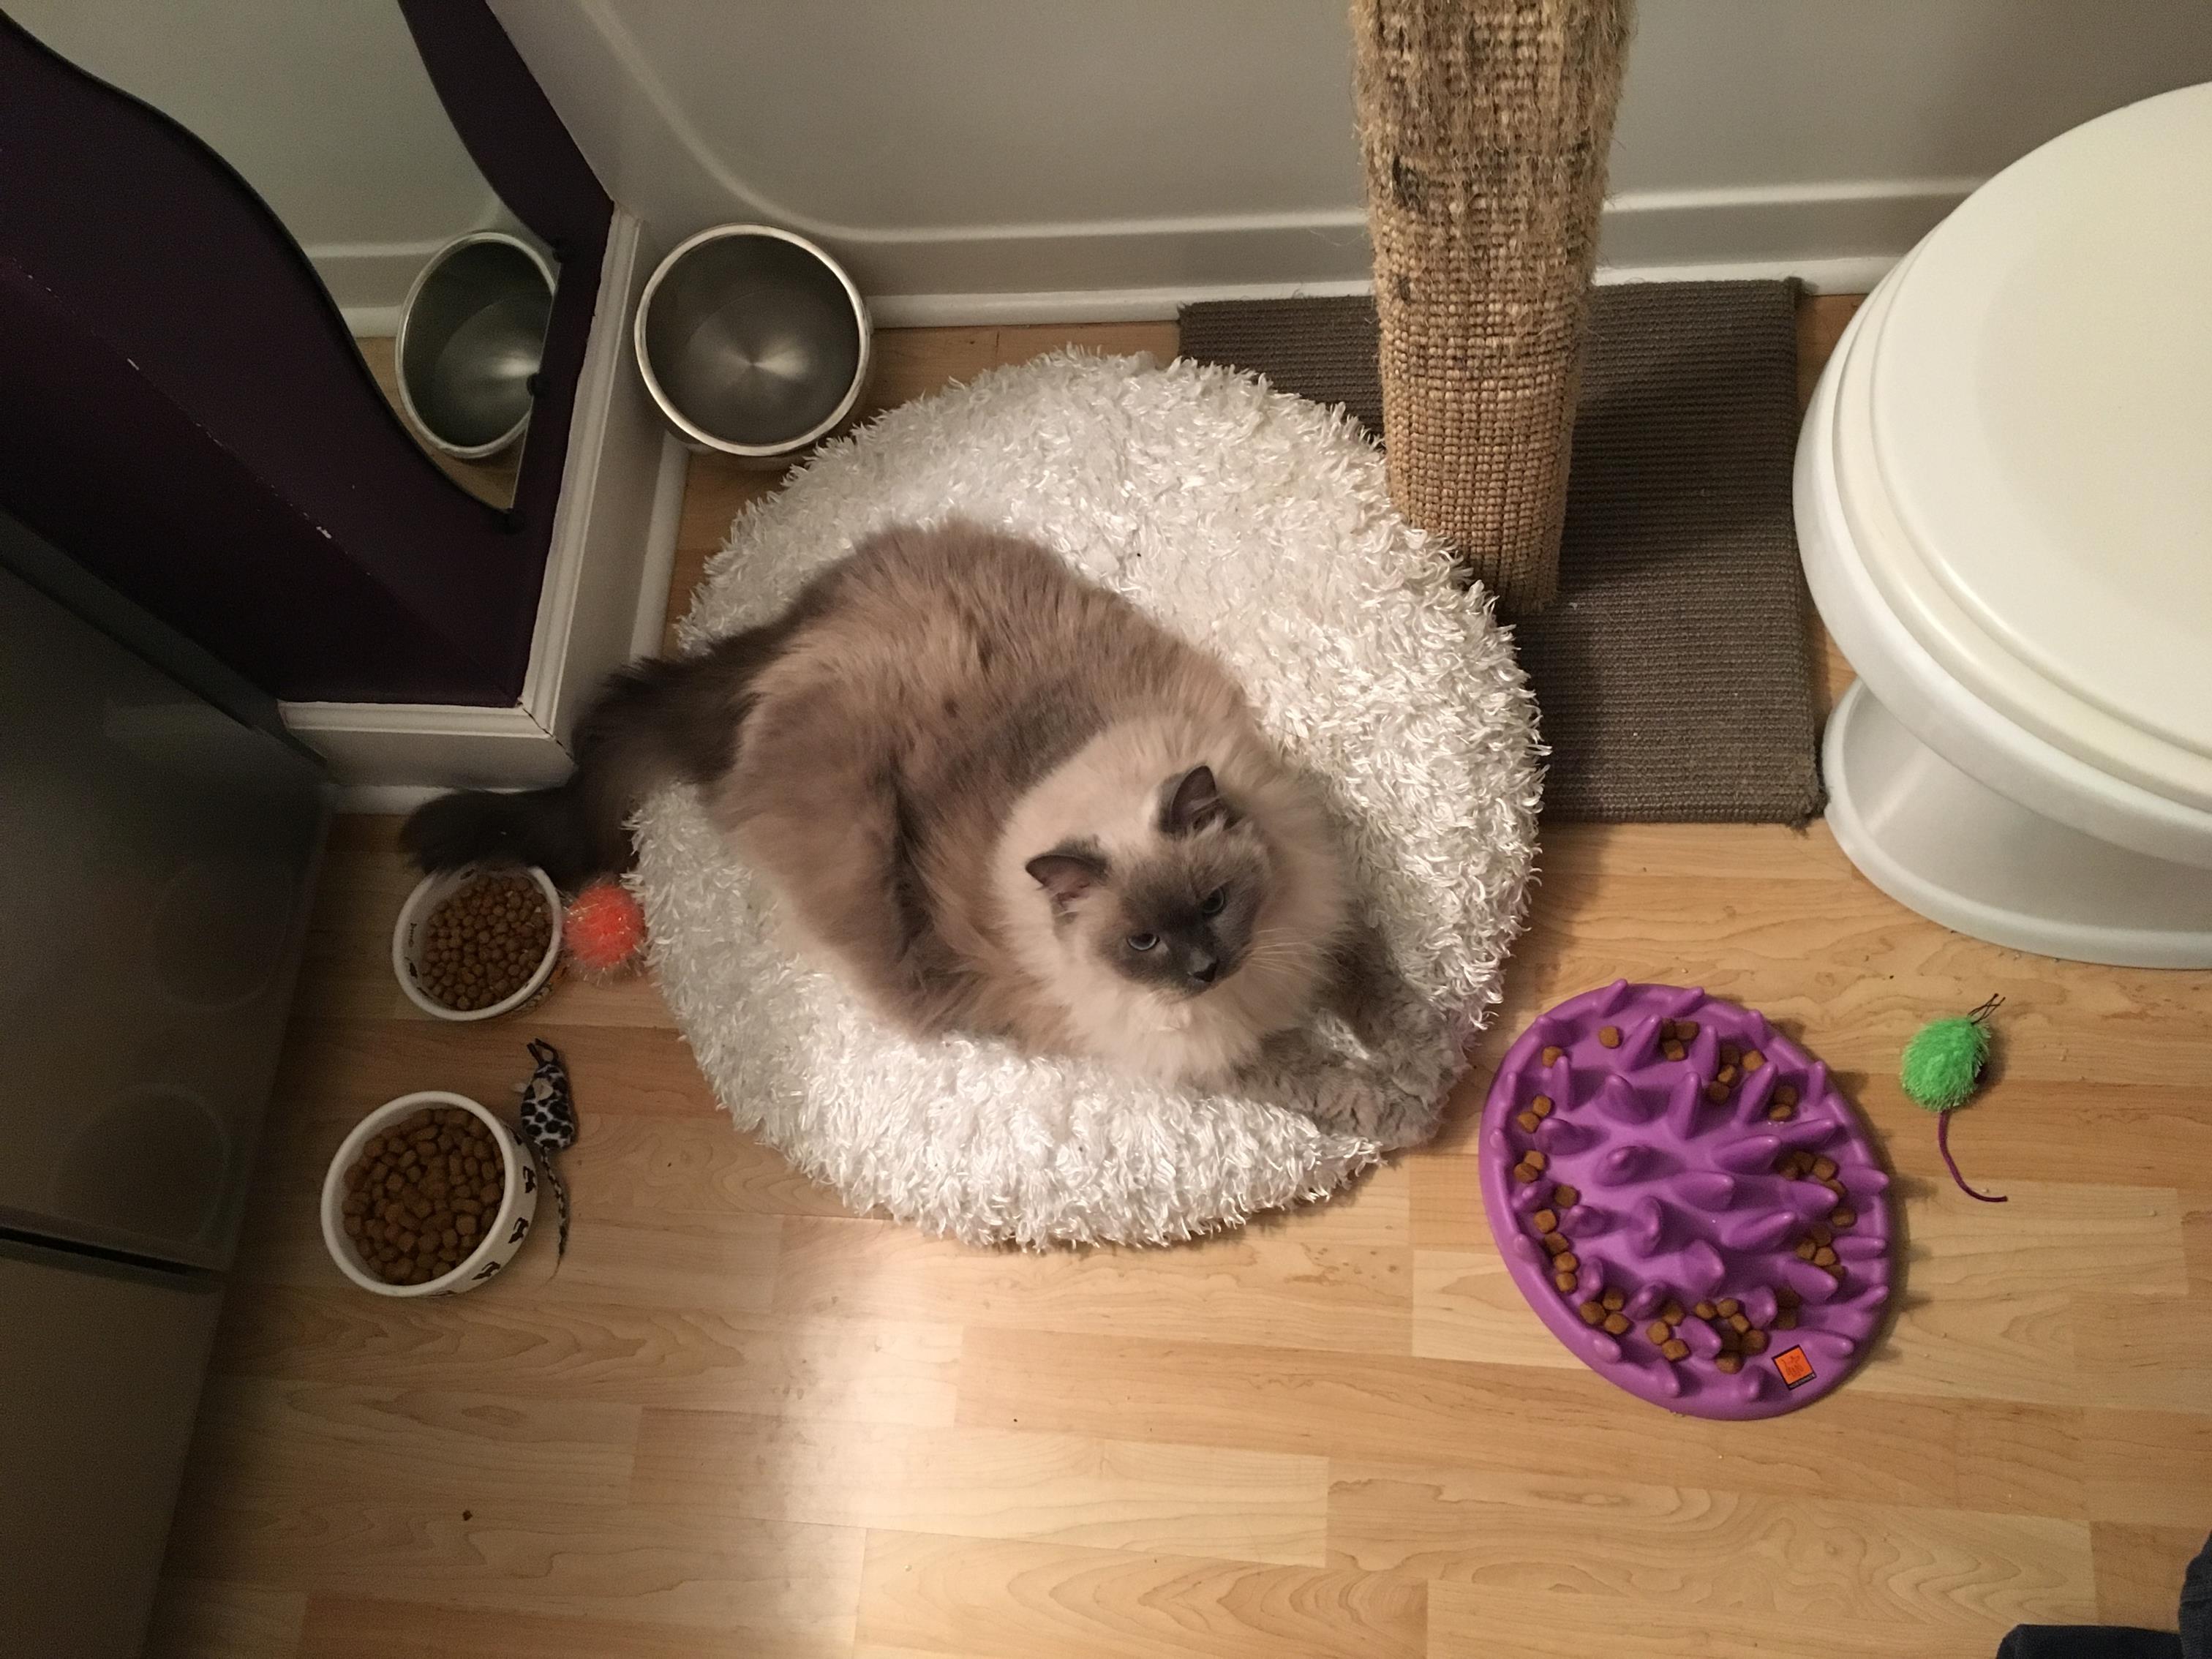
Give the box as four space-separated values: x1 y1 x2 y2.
1026 849 1108 910
1162 764 1235 835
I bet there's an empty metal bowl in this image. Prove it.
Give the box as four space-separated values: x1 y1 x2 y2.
634 224 870 462
396 231 555 459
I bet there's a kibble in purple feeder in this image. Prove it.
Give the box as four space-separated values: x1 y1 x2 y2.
1481 980 1892 1418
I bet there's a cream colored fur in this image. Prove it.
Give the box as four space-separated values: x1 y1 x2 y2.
997 714 1348 1081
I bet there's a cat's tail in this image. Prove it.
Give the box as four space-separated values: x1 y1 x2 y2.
401 625 789 889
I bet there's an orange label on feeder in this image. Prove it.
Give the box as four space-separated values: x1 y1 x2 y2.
1773 1346 1816 1388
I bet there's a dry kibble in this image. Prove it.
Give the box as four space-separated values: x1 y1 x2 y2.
1660 1337 1691 1361
1553 1253 1579 1274
1716 1298 1741 1318
1645 1320 1673 1344
1551 1184 1580 1208
1809 1222 1835 1247
413 873 551 1012
1775 1085 1799 1108
1704 1081 1730 1103
1715 1064 1739 1086
1813 1246 1840 1268
1513 1162 1541 1184
1767 1104 1796 1122
1728 1313 1751 1334
1579 1300 1607 1325
1795 1237 1818 1261
1524 1148 1548 1173
1554 1271 1579 1293
1742 1050 1765 1072
1743 1330 1770 1354
1540 1046 1564 1066
1715 1353 1743 1374
1603 1312 1631 1336
1531 1208 1559 1235
1660 1301 1686 1325
1663 1041 1688 1061
1543 1233 1572 1257
1516 1110 1540 1132
1601 1289 1626 1313
1775 1286 1802 1310
340 1107 504 1285
1693 1301 1719 1321
1598 1025 1622 1049
1531 1096 1554 1119
1831 1207 1857 1229
1675 1021 1699 1041
1813 1156 1839 1181
1775 1310 1798 1330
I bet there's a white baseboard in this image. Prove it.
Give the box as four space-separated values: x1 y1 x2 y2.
870 257 1890 328
306 240 445 320
334 783 445 815
287 207 688 809
1598 255 1898 294
859 178 1965 325
340 304 402 338
870 280 1374 328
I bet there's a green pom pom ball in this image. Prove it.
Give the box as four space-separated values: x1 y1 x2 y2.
1900 1015 1992 1113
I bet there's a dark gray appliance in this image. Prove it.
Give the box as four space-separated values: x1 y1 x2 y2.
0 515 329 1658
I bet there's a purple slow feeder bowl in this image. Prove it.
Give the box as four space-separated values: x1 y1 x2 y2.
1481 980 1893 1419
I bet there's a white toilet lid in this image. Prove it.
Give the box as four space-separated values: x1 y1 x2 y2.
1839 83 2212 810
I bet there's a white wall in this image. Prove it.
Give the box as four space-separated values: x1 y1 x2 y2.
13 0 505 331
1601 0 2212 282
493 0 2212 320
29 1 2212 321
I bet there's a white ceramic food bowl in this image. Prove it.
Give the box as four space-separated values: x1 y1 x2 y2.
320 1091 540 1297
391 864 562 1020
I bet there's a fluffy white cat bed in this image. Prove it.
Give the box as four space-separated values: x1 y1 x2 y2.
633 351 1540 1247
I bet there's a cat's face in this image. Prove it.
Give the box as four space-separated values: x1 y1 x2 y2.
1023 765 1272 999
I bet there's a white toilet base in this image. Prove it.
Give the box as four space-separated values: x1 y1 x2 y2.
1825 682 2212 968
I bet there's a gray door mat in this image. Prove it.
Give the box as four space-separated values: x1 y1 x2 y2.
1180 282 1823 824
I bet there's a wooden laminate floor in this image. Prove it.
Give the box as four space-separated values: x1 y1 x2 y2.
149 301 2212 1659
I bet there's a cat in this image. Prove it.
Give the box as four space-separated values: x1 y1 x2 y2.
405 520 1354 1085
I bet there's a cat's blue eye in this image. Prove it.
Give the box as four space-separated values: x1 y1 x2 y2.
1127 932 1159 952
1200 887 1227 917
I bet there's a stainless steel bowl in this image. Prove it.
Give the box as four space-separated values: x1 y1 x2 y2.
634 225 870 462
395 231 555 459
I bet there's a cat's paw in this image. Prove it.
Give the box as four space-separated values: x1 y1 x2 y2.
1307 1070 1386 1135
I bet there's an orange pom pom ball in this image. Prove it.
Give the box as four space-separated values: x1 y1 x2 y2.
563 881 647 975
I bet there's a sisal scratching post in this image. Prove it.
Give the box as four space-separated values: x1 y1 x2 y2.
1352 0 1631 612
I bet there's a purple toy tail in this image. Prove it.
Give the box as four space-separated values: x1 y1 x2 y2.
1937 1112 2006 1203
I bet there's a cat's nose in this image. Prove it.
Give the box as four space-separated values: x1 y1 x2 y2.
1186 954 1219 986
